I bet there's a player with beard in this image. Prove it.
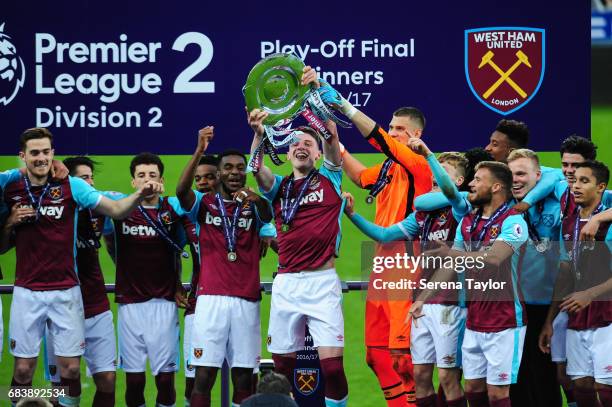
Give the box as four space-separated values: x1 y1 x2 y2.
409 161 528 407
42 156 117 407
176 154 219 406
343 138 476 407
539 161 612 407
106 152 187 407
248 70 348 406
177 127 273 407
0 159 67 368
0 128 163 406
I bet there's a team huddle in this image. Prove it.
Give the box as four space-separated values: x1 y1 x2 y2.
0 66 610 407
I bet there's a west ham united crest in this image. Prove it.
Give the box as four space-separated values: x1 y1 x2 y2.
294 368 319 396
49 185 63 199
465 27 545 115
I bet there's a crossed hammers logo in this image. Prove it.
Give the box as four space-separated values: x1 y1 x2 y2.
298 374 315 392
478 50 531 99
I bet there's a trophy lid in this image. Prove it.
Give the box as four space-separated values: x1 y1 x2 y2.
243 53 310 125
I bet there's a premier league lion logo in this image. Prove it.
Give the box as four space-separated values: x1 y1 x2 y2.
0 23 25 106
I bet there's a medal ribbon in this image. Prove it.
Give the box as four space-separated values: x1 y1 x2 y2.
23 175 51 221
368 159 394 199
468 202 510 251
523 201 545 244
419 212 436 252
138 202 188 258
281 169 318 227
215 193 243 256
571 202 604 277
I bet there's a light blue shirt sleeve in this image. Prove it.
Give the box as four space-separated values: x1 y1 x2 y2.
426 154 471 218
260 175 284 202
554 181 569 201
499 214 529 253
167 196 187 217
604 190 612 208
427 154 459 198
185 190 205 223
102 216 114 235
523 167 565 206
415 191 470 215
0 169 21 189
349 212 417 242
452 218 465 251
259 222 277 238
101 191 126 201
69 176 102 210
320 159 342 196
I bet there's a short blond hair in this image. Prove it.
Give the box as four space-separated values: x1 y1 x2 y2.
438 152 468 178
507 148 540 169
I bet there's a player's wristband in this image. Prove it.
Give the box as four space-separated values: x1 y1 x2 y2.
340 98 358 119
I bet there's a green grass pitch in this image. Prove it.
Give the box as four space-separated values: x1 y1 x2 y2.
0 107 609 405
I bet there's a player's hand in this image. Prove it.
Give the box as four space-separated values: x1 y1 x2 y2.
233 187 260 204
407 300 425 327
300 65 319 88
560 290 594 314
260 236 275 259
342 192 355 216
138 180 164 198
6 204 36 228
423 240 451 258
175 283 189 308
50 159 69 180
196 126 214 154
579 216 600 241
247 108 268 137
538 322 553 354
317 79 344 108
407 138 432 157
512 201 531 214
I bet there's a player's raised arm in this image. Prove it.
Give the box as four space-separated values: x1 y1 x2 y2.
321 119 342 167
299 66 343 167
247 108 275 192
177 126 213 211
409 139 471 218
95 180 163 219
344 192 417 242
340 150 368 187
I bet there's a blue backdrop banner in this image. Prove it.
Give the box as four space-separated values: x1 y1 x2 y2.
0 1 589 155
